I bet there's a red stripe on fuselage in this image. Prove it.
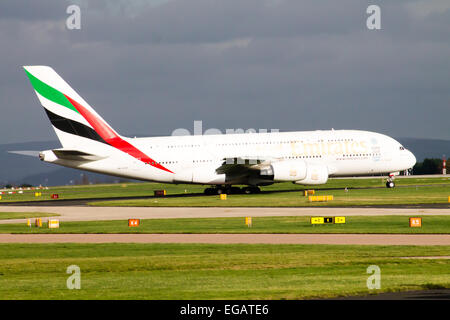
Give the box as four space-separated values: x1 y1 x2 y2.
64 94 173 174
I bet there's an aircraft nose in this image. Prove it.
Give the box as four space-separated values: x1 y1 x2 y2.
406 150 416 168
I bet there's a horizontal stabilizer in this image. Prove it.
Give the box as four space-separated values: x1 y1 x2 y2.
51 149 105 161
7 150 41 157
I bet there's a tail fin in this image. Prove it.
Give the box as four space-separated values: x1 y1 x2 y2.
24 66 174 174
23 66 120 149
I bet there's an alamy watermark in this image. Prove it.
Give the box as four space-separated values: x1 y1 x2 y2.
171 120 279 137
366 5 381 30
66 5 81 30
366 265 381 290
66 265 81 290
64 4 381 31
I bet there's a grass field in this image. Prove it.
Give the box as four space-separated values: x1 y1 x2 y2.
0 177 448 300
1 215 449 234
89 183 450 207
0 177 450 206
0 243 448 299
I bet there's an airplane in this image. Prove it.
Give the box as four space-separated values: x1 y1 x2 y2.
22 66 416 194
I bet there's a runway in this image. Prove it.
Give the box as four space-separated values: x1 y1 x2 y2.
0 233 449 245
1 206 450 224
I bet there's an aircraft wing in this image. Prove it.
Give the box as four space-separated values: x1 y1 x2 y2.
215 157 273 175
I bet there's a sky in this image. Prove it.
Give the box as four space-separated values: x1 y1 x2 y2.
0 0 449 144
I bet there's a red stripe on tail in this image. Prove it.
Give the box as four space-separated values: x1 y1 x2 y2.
64 94 173 174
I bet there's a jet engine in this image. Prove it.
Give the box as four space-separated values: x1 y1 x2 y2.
249 160 329 186
294 163 329 185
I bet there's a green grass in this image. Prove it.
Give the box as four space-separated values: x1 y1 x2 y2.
89 183 450 207
1 216 448 234
0 212 59 220
1 177 449 204
0 243 448 299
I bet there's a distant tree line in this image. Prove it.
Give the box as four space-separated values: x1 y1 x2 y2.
413 158 448 175
1 183 33 189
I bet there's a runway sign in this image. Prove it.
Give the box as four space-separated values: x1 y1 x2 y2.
220 194 227 200
324 217 334 224
308 195 333 202
311 216 346 225
304 190 315 196
335 217 346 224
48 219 60 229
128 219 140 227
154 190 166 197
409 217 422 228
311 217 324 224
51 194 59 199
245 217 252 227
35 218 42 227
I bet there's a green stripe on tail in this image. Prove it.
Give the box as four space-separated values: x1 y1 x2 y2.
24 69 79 114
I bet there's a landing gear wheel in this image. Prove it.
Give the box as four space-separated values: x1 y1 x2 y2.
386 181 395 188
243 186 261 194
228 187 242 194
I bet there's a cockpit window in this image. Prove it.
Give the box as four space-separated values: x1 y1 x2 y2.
399 146 405 150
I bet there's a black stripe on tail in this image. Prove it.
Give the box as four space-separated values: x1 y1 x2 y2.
44 108 107 144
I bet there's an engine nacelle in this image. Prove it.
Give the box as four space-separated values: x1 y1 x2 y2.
260 160 307 182
294 164 328 185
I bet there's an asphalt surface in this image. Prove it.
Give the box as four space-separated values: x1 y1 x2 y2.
0 233 449 245
334 289 450 300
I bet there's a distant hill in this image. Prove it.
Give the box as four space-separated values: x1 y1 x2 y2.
1 137 449 186
0 141 129 186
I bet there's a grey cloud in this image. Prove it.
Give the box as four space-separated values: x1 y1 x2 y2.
0 0 449 145
0 0 69 21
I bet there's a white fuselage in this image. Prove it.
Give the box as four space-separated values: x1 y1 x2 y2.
43 129 416 186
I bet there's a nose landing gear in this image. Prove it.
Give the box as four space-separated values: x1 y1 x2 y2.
386 173 396 188
386 180 395 188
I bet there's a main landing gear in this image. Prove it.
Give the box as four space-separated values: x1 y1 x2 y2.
204 186 261 195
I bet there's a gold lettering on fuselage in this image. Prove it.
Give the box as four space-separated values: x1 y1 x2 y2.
288 140 369 157
304 143 321 156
